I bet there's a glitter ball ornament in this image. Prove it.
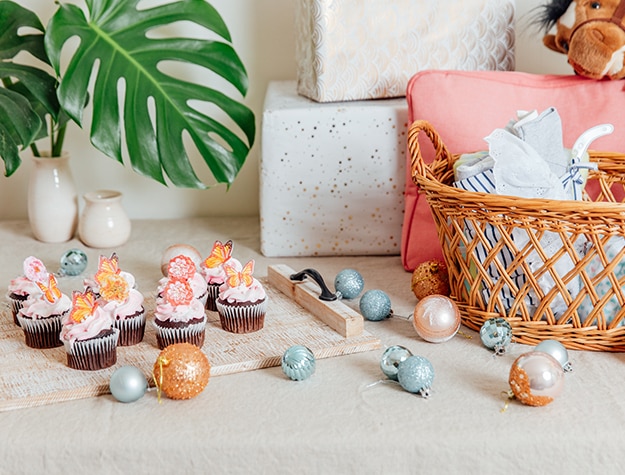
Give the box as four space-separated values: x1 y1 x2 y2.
380 345 413 381
534 340 572 372
153 343 211 400
411 259 450 300
59 249 88 276
479 318 513 355
110 366 148 403
160 244 202 277
334 269 364 300
509 352 565 407
413 294 461 343
359 290 392 321
397 355 434 397
281 345 316 381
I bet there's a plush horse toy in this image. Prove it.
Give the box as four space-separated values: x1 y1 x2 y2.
536 0 625 79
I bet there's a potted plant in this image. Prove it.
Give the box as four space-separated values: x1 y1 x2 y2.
0 0 255 240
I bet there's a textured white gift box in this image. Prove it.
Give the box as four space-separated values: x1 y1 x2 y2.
296 0 516 102
260 81 406 257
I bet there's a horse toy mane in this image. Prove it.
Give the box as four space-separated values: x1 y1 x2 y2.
534 0 625 79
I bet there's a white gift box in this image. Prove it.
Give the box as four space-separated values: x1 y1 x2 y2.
295 0 516 102
260 81 406 257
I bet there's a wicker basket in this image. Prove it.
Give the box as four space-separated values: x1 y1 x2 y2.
408 119 625 351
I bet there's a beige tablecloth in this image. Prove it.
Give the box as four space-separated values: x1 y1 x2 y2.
1 217 624 474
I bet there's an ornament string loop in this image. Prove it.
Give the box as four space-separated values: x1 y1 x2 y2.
152 356 170 404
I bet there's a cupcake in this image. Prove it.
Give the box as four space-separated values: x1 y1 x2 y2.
200 240 241 311
216 259 267 333
7 256 49 326
93 254 146 346
17 274 71 349
153 279 207 350
60 290 119 371
158 254 208 307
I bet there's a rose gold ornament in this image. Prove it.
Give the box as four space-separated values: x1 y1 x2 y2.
509 351 564 407
413 294 461 343
153 343 211 400
160 244 202 276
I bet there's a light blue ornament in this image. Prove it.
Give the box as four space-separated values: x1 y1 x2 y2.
110 366 148 403
359 290 392 321
59 249 88 276
534 340 572 372
281 345 316 381
479 318 513 355
397 355 434 398
380 345 413 381
334 269 365 300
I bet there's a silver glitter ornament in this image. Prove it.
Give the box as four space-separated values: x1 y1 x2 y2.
534 340 572 372
109 366 148 403
334 269 365 300
397 355 434 398
380 345 413 381
281 345 316 381
59 249 88 276
479 318 513 355
359 289 392 321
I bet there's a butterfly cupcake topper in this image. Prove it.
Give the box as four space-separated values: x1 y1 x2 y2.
23 256 48 283
36 274 62 304
163 279 194 306
95 253 120 286
204 240 233 269
167 255 196 281
225 260 255 288
70 290 99 323
99 273 130 303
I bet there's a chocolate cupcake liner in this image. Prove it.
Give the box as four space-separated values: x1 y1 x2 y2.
17 313 64 349
153 318 206 350
64 329 119 371
114 309 146 346
216 299 267 334
205 283 220 311
6 293 28 327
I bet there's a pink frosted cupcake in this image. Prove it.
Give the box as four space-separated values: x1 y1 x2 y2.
158 254 208 307
153 279 206 350
17 274 71 349
216 259 267 334
7 256 49 326
200 240 241 311
60 290 119 371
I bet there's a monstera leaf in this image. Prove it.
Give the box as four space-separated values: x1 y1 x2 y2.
45 0 255 188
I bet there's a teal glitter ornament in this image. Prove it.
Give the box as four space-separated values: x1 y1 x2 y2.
334 269 364 300
109 366 148 403
359 290 392 321
479 318 513 355
397 355 434 398
281 345 316 381
380 345 413 381
59 249 88 276
534 340 572 372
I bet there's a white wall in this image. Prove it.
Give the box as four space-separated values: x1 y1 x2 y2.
0 0 571 220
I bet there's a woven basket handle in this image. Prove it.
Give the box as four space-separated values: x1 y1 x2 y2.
407 120 455 187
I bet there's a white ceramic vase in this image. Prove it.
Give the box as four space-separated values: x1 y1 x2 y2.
27 152 79 243
78 190 131 248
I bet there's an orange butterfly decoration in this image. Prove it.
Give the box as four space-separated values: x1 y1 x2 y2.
225 260 255 288
204 240 233 269
95 253 120 286
36 274 62 304
163 280 194 306
69 290 99 323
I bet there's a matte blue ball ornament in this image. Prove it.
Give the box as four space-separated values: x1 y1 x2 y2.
59 249 88 276
109 366 148 403
359 290 392 321
380 345 413 381
479 318 513 355
397 355 434 398
534 340 572 372
281 345 316 381
334 269 365 300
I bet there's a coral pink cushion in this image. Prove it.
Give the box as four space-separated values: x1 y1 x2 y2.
402 70 625 271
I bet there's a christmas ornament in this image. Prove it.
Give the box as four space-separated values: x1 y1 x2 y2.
509 351 565 407
153 343 211 400
359 290 392 321
334 269 364 300
479 317 513 355
411 259 450 300
161 244 202 276
109 365 148 403
380 345 413 381
534 340 572 372
281 345 316 381
397 355 434 398
59 249 88 276
413 294 461 343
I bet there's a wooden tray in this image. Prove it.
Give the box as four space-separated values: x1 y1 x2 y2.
0 265 380 411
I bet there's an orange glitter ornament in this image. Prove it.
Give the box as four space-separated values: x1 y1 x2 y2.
153 343 211 400
411 259 450 300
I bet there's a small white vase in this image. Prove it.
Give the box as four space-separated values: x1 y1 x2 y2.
28 152 79 243
78 190 131 248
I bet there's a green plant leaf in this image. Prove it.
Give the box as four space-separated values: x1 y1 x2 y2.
45 0 256 188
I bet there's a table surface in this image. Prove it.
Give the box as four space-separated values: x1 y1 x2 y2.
1 217 624 474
